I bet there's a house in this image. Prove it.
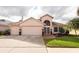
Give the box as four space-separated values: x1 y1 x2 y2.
0 24 9 31
0 19 11 31
9 14 65 36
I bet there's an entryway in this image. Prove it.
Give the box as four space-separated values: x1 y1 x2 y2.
42 20 52 36
42 27 52 36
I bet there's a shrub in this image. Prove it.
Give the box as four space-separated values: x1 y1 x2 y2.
65 30 69 35
0 29 10 35
4 29 10 35
0 31 4 35
59 27 65 33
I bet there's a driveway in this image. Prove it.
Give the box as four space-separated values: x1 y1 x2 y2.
0 36 47 53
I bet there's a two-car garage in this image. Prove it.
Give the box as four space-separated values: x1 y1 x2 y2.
10 17 42 36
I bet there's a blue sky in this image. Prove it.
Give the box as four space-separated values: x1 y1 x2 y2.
0 6 78 24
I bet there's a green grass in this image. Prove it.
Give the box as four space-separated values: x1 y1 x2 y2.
44 35 79 48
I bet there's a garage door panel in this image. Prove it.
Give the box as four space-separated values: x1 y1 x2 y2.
11 27 19 35
22 27 42 35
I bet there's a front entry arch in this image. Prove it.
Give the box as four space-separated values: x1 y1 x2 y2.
42 20 52 36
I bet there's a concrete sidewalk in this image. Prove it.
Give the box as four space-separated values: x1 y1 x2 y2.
47 48 79 53
0 48 47 53
0 47 79 53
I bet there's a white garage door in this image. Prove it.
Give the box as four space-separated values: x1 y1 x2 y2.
11 27 19 35
22 27 42 35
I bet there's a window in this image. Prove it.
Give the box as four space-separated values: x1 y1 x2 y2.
44 20 50 26
54 27 58 32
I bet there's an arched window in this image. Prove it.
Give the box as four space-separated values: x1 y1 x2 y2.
44 20 50 26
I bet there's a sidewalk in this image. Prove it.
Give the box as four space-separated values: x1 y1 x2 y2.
47 48 79 53
0 47 79 53
0 48 47 53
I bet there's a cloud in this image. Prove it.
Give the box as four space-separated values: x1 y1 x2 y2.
0 6 78 23
0 6 32 16
0 6 75 17
42 6 69 18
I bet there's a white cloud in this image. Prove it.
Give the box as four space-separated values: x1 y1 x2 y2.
0 6 78 23
62 6 77 18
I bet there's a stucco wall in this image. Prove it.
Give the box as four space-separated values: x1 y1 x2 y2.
41 15 53 29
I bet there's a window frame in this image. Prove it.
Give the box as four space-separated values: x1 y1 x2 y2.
54 27 58 32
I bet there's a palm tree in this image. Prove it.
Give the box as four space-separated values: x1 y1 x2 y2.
68 18 79 35
77 7 79 16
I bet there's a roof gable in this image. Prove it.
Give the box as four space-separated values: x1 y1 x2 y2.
20 17 42 26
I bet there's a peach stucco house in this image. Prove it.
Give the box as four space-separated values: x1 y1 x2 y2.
0 19 10 31
9 14 65 36
0 24 9 31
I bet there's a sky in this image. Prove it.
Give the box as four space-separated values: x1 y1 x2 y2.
0 6 78 24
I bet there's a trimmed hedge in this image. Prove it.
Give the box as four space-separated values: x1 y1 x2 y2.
0 29 10 35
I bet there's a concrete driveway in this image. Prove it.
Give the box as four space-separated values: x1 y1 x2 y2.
0 36 47 53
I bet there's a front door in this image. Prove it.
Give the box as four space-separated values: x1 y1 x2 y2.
43 27 51 36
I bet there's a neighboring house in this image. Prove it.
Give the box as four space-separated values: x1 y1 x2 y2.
0 24 9 31
0 19 11 31
9 14 65 36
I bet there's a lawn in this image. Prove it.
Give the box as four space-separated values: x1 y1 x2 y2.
44 35 79 48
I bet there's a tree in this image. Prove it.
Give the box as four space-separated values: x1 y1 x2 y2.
68 18 79 35
77 7 79 16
